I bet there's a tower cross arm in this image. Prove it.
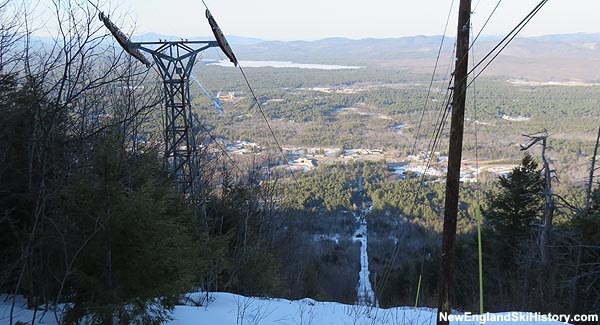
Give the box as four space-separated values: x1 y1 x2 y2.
130 41 219 63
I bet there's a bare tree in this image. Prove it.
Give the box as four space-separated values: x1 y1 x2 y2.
585 126 600 214
0 0 26 73
520 129 554 265
0 1 161 323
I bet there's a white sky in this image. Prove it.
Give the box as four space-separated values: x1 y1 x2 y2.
32 0 600 40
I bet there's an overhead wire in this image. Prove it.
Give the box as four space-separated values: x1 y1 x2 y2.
376 87 455 307
470 21 485 316
450 0 502 89
465 0 548 88
376 0 458 304
375 0 464 303
238 66 301 186
470 0 503 49
397 43 457 308
417 29 458 194
413 0 517 308
410 0 455 157
191 113 244 175
200 0 301 187
404 0 509 308
409 0 457 218
198 0 548 308
415 0 548 310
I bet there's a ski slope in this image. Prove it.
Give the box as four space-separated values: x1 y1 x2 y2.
354 214 377 307
2 292 573 324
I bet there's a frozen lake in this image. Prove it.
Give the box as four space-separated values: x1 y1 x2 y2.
207 60 364 70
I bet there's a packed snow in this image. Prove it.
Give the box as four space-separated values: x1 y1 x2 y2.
1 292 574 324
353 214 377 307
0 187 574 325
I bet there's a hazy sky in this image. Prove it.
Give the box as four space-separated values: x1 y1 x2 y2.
35 0 600 40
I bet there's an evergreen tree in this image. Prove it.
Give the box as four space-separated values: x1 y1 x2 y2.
57 137 198 324
483 153 544 250
479 153 545 309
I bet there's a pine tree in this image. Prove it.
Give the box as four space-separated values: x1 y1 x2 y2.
479 153 545 309
483 152 544 249
57 135 198 325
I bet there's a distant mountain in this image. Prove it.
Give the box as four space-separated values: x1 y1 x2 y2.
217 33 600 81
532 33 600 49
29 32 600 81
198 35 460 67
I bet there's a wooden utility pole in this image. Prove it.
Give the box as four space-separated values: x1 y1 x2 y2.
437 0 471 324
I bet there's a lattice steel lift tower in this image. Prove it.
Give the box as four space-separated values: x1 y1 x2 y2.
99 12 219 206
136 40 217 195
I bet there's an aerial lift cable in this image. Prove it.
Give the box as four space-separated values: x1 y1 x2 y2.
192 114 244 175
95 3 225 230
379 1 461 302
237 67 301 187
190 74 223 113
414 0 500 309
202 1 300 187
97 11 151 68
438 0 472 321
410 0 455 157
377 86 455 306
470 23 485 316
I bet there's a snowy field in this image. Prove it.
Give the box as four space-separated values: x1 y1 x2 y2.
1 292 573 325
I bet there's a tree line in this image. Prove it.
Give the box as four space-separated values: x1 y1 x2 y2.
367 153 600 318
0 1 284 323
1 0 599 323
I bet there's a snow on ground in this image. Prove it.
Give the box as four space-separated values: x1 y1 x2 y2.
409 166 442 177
0 206 574 325
313 233 341 244
2 292 573 325
353 214 377 307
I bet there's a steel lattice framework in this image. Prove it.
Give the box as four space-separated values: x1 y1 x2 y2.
132 41 218 198
99 11 232 215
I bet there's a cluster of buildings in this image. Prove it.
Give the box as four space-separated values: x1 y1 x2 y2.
220 139 516 180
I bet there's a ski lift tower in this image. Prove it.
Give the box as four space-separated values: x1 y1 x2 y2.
99 12 218 202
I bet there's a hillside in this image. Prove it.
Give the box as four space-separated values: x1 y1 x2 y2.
178 33 600 81
4 2 600 323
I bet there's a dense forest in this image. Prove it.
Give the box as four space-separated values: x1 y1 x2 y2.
1 0 599 324
192 63 599 182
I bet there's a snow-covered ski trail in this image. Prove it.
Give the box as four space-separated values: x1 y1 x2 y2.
354 207 377 307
